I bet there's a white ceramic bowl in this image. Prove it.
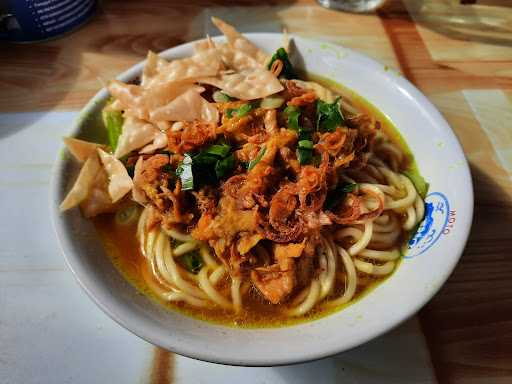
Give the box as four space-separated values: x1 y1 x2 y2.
51 34 473 366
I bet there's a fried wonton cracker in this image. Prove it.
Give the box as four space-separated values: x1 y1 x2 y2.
200 68 283 100
217 44 262 71
149 87 219 123
62 137 103 163
79 168 118 218
139 131 168 154
211 17 269 66
59 152 102 211
97 148 133 203
114 116 161 159
108 80 196 121
142 49 221 88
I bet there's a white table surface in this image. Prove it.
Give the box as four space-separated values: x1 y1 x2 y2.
0 111 437 384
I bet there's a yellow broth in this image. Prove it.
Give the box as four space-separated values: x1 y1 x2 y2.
94 212 399 328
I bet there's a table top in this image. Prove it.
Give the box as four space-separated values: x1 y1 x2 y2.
1 0 511 383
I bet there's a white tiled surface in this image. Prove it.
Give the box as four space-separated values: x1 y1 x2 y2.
0 112 437 383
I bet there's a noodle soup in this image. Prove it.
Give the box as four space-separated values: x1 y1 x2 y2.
58 17 427 328
91 78 425 327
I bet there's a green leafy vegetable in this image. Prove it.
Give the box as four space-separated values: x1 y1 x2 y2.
226 109 234 118
176 143 236 190
248 146 266 170
267 47 297 79
284 105 301 131
316 97 344 132
193 151 218 167
102 109 124 151
324 183 357 211
188 155 217 187
176 154 194 190
196 143 235 183
403 169 429 199
205 143 231 158
178 251 203 274
215 153 235 178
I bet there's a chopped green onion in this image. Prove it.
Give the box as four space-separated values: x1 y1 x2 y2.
102 109 124 151
178 250 203 274
226 104 254 119
260 96 285 110
284 105 301 131
297 147 313 165
176 154 194 190
298 140 314 149
248 146 266 170
234 103 253 118
298 129 312 141
267 47 297 79
298 139 314 164
316 97 344 132
214 153 235 178
212 90 233 103
324 183 357 211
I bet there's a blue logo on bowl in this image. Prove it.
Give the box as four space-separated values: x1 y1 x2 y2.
405 192 451 258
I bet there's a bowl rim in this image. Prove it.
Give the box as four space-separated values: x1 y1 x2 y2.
50 32 474 366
